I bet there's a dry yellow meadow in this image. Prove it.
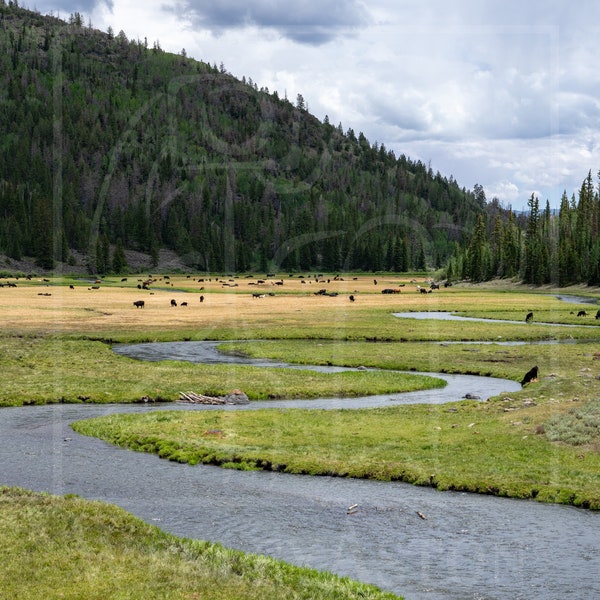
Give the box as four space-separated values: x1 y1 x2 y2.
0 274 441 337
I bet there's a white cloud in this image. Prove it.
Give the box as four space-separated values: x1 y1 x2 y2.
27 0 600 208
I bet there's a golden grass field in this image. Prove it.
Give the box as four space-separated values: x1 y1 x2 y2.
0 273 446 336
3 272 596 339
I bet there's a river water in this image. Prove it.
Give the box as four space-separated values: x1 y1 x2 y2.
1 342 599 600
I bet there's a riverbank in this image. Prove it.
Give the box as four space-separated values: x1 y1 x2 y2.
1 273 599 598
72 395 600 509
0 487 400 600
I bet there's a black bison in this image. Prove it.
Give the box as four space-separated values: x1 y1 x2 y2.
170 299 177 307
525 311 534 323
180 301 188 306
577 310 587 317
430 282 440 290
521 365 539 386
133 300 145 308
349 295 355 302
596 309 600 319
382 288 400 294
199 295 204 303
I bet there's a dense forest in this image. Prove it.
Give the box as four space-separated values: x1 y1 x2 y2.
0 3 598 285
455 175 600 286
0 3 483 274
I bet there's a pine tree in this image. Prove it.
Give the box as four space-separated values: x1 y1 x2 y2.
522 194 545 284
111 238 128 274
466 214 487 281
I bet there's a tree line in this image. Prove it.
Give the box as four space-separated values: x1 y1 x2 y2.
1 3 597 287
452 172 600 286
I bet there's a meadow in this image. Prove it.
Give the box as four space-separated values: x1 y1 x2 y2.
2 272 600 597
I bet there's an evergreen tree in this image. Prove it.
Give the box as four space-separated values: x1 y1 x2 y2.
111 238 128 273
557 191 575 285
522 194 544 284
466 214 487 282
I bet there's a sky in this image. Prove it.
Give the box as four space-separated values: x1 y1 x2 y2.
30 0 600 210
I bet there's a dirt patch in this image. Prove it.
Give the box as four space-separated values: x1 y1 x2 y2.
0 248 193 277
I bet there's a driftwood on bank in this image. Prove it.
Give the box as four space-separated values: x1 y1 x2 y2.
179 389 250 405
179 391 227 405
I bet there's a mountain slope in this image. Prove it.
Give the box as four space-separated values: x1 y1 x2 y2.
0 4 482 273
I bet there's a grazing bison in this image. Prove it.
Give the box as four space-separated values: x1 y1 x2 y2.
170 299 177 307
133 300 145 308
381 288 400 294
180 301 188 306
525 311 533 323
521 365 539 386
199 295 204 303
596 309 600 320
577 310 587 317
349 295 355 302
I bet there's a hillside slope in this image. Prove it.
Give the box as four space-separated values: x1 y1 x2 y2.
0 4 482 274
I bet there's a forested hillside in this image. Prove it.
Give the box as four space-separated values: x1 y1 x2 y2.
0 3 482 274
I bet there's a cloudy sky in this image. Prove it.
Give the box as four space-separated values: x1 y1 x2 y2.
32 0 600 209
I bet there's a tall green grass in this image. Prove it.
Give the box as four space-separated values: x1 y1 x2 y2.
0 487 401 600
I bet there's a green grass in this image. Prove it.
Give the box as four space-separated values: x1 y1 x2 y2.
0 336 444 406
72 397 600 509
0 487 401 600
2 277 600 600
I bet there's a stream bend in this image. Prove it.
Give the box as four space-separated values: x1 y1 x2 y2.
1 342 598 600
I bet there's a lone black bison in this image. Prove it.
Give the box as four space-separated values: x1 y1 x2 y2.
596 309 600 319
170 299 177 307
577 310 587 317
133 300 145 308
525 311 533 323
521 365 539 386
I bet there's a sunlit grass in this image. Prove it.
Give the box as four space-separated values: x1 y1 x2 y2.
2 274 600 514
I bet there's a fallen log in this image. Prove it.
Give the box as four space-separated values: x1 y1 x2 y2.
179 391 227 405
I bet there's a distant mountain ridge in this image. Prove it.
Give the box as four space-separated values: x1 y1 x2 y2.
0 3 489 275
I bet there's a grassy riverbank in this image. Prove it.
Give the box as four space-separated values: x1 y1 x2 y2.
0 336 444 406
72 396 600 509
1 274 599 597
0 487 401 600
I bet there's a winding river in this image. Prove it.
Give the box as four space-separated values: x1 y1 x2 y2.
2 340 599 600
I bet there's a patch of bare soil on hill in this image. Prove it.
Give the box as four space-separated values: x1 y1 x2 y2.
0 248 193 277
